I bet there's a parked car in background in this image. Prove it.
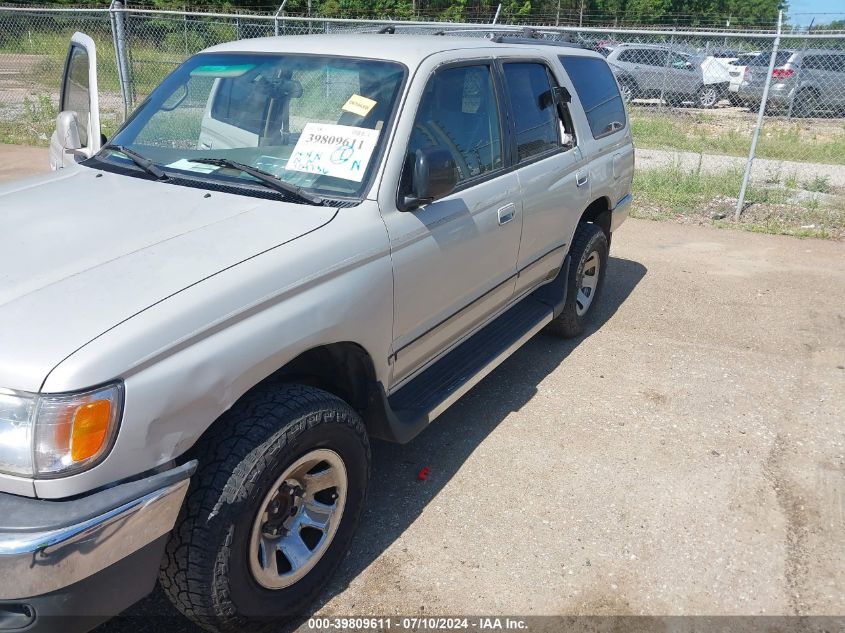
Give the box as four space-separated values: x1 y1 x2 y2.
727 51 761 103
740 49 845 116
699 50 736 87
605 43 725 108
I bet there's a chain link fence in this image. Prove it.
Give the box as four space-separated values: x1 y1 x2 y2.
0 5 843 236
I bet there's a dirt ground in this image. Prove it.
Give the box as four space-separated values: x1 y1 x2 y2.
1 151 843 630
0 143 48 182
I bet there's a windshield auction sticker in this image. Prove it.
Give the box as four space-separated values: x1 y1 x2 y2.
286 123 380 182
342 94 377 117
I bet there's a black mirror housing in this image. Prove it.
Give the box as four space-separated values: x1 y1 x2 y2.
401 147 457 211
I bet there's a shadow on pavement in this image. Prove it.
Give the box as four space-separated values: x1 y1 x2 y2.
97 256 647 633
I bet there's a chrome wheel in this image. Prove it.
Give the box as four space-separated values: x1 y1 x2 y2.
699 86 718 108
576 250 601 317
249 448 347 589
619 81 633 103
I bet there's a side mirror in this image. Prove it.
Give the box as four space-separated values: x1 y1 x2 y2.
401 147 457 211
56 111 83 152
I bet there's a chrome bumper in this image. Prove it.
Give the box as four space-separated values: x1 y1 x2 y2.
0 469 190 601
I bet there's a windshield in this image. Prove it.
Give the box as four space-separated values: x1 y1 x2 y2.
105 53 406 200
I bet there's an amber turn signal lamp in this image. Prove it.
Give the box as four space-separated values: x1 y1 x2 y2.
70 399 112 462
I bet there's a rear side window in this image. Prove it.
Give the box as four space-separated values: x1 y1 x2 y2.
559 56 626 139
750 51 792 67
211 74 267 135
803 55 845 72
502 62 560 162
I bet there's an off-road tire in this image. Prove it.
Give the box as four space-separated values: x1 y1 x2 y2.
159 384 370 633
545 222 609 338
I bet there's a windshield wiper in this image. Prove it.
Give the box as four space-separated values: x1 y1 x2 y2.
100 144 168 180
189 157 324 205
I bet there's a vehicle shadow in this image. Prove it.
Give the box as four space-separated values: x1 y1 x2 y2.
99 256 647 633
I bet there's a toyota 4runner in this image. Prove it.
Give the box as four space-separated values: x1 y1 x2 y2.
0 31 633 632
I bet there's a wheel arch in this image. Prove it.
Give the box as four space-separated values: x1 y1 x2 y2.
578 196 613 241
183 341 388 456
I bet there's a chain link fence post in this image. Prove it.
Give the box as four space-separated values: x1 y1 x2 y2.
109 0 133 120
735 10 782 220
274 1 287 37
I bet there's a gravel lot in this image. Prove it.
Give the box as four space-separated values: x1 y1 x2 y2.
2 149 843 629
103 214 844 631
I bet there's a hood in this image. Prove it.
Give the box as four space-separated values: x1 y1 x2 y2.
0 167 337 392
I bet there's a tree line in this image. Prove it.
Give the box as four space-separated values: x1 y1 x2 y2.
20 0 793 28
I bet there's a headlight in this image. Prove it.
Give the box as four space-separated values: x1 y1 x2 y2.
0 383 123 478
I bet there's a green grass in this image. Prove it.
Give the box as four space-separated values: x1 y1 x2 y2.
630 111 845 166
632 164 845 239
0 95 57 145
802 175 831 193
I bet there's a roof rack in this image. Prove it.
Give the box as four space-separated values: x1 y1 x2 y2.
431 26 583 48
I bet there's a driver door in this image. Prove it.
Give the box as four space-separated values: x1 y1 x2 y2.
50 32 102 169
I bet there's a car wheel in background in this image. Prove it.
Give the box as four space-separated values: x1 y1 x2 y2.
160 384 371 633
793 88 819 118
618 78 635 103
697 85 719 108
545 222 609 338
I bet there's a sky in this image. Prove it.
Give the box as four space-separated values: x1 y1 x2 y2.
787 0 844 27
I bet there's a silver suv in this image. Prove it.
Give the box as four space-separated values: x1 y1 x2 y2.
0 31 633 632
739 48 845 116
605 42 724 108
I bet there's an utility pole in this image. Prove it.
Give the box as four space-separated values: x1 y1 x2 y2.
579 0 585 27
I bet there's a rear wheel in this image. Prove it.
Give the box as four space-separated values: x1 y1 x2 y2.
618 78 635 103
793 89 819 118
160 384 370 633
545 223 609 338
697 85 719 108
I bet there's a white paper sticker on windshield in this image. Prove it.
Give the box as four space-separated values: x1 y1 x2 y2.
166 158 220 174
286 123 380 183
342 94 377 117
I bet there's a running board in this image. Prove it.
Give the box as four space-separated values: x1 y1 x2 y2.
363 255 570 444
386 295 553 438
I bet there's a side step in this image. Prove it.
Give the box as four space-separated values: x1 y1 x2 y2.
387 294 554 436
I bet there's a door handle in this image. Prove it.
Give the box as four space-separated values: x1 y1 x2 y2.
576 171 589 187
497 203 516 225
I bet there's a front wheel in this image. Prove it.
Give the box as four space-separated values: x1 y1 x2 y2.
545 222 609 338
160 384 371 633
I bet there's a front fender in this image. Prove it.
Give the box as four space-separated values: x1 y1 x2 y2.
35 202 393 499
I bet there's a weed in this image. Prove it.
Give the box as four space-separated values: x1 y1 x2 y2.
802 175 831 193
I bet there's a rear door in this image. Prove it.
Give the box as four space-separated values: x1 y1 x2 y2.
50 32 101 169
499 57 590 297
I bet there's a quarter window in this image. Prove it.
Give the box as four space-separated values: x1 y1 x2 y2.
405 64 503 186
559 56 626 139
502 62 560 162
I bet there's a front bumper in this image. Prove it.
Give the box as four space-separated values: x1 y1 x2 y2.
0 461 194 631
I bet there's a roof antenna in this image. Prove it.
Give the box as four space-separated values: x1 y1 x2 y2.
377 25 396 34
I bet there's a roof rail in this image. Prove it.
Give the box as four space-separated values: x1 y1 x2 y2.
430 26 582 48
